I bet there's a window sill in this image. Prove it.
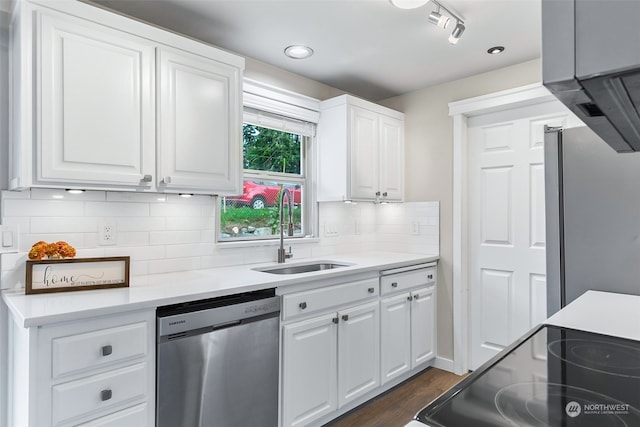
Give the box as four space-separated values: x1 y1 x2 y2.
216 236 319 249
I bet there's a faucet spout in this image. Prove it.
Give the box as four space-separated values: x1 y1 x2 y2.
278 188 294 263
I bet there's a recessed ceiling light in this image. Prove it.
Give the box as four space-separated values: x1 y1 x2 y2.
389 0 429 9
487 46 505 54
284 45 314 59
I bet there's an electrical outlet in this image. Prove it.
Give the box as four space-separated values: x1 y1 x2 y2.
410 221 420 235
0 224 19 253
98 221 117 246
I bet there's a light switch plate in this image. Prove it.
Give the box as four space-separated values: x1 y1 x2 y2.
0 225 19 253
410 221 420 235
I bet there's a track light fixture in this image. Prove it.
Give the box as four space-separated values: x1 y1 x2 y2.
427 7 450 29
392 0 466 45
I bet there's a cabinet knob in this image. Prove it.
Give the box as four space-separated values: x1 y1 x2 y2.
382 192 388 197
414 294 420 300
368 287 375 293
342 314 349 321
101 389 112 401
391 282 398 288
428 274 433 280
375 191 381 196
101 345 113 357
407 296 412 301
299 302 307 310
332 317 339 324
141 174 152 182
163 176 172 184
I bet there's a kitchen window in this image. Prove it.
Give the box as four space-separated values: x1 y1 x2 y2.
218 107 316 242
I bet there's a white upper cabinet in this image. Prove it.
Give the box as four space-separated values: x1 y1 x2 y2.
157 47 241 193
317 95 404 202
10 0 243 194
37 10 156 189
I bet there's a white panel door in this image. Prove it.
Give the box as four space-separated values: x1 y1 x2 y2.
38 11 155 188
378 115 404 201
157 47 242 194
410 286 436 368
380 292 411 385
468 112 570 369
349 106 379 200
337 301 380 407
281 313 338 427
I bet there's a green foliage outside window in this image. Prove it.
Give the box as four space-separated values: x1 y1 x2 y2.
243 124 301 174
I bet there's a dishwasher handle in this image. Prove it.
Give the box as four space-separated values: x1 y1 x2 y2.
157 294 280 338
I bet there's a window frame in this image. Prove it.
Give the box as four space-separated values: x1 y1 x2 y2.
216 79 320 245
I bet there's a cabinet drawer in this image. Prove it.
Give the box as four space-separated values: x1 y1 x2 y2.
283 278 379 319
77 403 147 427
52 322 147 379
52 363 147 425
381 267 435 296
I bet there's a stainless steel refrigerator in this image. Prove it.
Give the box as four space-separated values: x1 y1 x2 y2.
544 125 640 315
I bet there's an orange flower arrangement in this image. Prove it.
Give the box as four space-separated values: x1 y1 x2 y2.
28 241 76 260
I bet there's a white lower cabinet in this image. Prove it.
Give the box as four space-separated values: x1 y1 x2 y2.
7 309 155 427
381 286 436 385
280 278 380 427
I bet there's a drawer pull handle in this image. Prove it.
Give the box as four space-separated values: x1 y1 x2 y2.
428 274 433 280
391 282 398 288
332 317 339 324
342 314 349 321
368 287 375 293
101 389 112 402
101 345 113 357
299 302 307 310
141 174 152 182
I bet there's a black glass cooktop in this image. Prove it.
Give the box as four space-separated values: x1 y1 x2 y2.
416 325 640 427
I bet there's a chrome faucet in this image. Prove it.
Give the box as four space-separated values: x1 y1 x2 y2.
278 188 294 263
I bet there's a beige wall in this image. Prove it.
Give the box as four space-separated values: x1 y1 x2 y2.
245 57 345 101
380 58 542 361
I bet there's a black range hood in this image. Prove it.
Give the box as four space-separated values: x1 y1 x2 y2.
542 0 640 153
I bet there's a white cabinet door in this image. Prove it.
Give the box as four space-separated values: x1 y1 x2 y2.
157 47 242 194
378 115 404 202
281 313 338 427
349 106 379 200
380 292 411 385
337 301 380 407
411 286 436 368
38 11 155 188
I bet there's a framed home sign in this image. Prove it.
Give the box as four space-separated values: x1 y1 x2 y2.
25 256 130 295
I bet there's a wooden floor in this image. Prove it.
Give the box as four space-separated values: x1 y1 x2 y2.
323 368 463 427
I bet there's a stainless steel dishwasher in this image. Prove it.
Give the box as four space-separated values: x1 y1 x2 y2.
156 289 280 427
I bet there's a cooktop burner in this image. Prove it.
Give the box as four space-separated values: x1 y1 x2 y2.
495 382 640 427
547 339 640 378
416 325 640 427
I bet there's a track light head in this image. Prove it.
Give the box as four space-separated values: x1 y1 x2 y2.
448 21 465 44
427 10 450 29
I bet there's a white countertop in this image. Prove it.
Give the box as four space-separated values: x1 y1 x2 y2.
545 290 640 341
2 251 438 328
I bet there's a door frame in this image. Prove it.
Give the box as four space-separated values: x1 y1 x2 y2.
448 83 556 375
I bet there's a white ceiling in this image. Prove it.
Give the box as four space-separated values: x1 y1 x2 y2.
89 0 541 101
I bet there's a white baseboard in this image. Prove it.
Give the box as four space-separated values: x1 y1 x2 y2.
433 356 455 373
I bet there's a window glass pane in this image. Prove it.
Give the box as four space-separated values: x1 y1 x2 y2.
220 180 303 240
243 124 302 174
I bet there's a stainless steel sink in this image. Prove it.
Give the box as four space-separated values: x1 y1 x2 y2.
253 261 350 275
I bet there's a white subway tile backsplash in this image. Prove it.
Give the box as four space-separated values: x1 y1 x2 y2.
0 189 439 289
30 217 97 233
107 192 167 203
85 201 150 217
149 230 201 245
4 199 85 217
